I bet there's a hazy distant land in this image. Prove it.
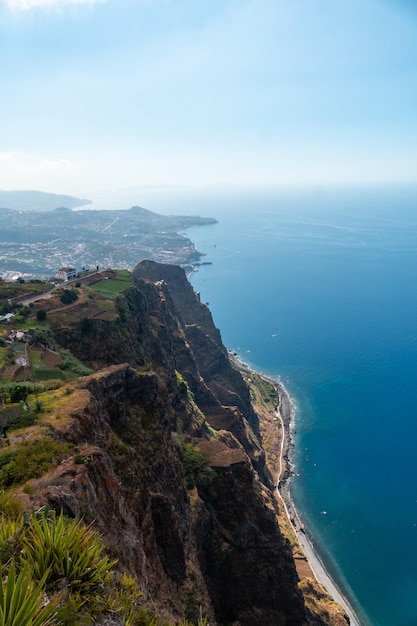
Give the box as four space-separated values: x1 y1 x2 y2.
0 202 217 278
0 189 92 212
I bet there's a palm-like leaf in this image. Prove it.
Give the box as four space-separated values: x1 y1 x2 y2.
22 512 115 593
0 561 56 626
0 517 22 547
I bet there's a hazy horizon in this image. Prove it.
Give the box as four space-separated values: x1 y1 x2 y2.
1 0 417 195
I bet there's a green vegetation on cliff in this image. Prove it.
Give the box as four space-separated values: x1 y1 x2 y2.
0 502 209 625
0 263 342 625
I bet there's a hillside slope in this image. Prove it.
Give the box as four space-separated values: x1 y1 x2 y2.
0 261 346 625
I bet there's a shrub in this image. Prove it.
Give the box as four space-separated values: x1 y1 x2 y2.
79 318 93 335
0 405 39 433
0 516 23 564
33 328 55 350
0 440 71 489
20 307 30 319
182 444 214 490
36 310 47 322
0 507 208 626
59 290 78 305
0 304 11 316
95 572 146 626
0 383 58 407
0 383 34 403
9 385 29 403
58 350 92 376
0 492 22 520
22 512 116 594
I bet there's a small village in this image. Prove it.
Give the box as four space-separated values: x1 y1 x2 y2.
0 265 131 386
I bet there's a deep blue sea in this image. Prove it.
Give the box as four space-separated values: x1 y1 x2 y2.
165 184 417 626
91 183 417 625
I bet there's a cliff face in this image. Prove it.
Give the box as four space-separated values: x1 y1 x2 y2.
25 260 325 624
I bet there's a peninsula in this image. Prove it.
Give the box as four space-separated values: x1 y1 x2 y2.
0 204 217 278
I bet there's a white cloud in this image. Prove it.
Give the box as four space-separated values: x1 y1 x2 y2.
40 158 74 170
0 151 77 192
6 0 105 10
0 150 29 163
0 151 74 171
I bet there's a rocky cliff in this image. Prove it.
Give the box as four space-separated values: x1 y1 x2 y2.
10 261 341 625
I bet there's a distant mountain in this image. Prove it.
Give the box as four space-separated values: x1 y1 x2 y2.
0 190 91 211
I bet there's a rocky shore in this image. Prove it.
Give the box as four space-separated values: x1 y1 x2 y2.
275 379 361 626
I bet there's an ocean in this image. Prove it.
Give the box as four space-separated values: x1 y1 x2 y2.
162 184 417 626
89 183 417 625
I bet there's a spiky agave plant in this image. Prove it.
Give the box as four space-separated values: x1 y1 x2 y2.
0 516 24 565
0 561 56 626
21 511 116 593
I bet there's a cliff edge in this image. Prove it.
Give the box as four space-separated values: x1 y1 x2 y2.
0 261 347 625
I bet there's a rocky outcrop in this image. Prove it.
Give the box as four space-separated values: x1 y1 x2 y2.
25 261 331 625
133 260 268 483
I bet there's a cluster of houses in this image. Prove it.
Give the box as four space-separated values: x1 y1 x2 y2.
0 265 105 328
4 329 33 344
0 266 77 326
1 265 101 290
2 329 33 369
0 266 78 288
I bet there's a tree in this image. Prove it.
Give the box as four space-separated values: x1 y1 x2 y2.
36 309 47 322
60 289 78 305
9 384 28 403
20 306 30 319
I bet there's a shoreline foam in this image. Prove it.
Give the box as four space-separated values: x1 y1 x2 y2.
231 353 361 626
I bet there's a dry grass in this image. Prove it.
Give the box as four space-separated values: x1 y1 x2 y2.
300 578 351 626
242 370 282 481
40 386 91 432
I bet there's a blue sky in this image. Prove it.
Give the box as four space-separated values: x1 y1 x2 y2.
1 0 417 194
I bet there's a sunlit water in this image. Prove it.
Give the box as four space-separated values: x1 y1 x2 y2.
176 185 417 626
88 183 417 625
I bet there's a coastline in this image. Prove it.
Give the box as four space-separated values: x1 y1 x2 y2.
231 353 361 626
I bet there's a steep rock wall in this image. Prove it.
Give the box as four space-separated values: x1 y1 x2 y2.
26 261 333 625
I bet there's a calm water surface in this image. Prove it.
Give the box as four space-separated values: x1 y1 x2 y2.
181 185 417 626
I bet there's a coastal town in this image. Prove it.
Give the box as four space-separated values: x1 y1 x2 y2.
0 204 217 279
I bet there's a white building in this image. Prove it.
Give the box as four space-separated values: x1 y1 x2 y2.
0 313 15 324
56 267 77 281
